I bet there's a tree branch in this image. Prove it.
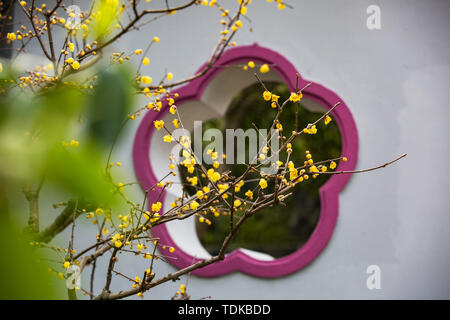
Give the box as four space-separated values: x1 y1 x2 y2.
35 199 96 243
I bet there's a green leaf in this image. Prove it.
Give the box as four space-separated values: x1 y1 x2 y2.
87 64 135 148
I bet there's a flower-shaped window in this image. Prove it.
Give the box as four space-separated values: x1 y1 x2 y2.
192 81 342 259
133 44 358 278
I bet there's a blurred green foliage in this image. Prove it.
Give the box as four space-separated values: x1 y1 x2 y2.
193 82 342 258
0 64 133 204
87 65 135 147
0 219 65 299
0 62 135 298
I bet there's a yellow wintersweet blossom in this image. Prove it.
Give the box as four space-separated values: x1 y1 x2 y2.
163 134 174 143
289 92 303 102
190 201 199 210
71 61 80 70
167 72 173 80
286 142 292 152
206 168 220 182
111 233 121 242
7 33 16 41
245 190 253 200
196 190 204 199
289 168 298 180
141 76 152 84
153 36 160 43
154 120 164 130
150 212 160 223
212 172 221 182
142 57 150 66
329 161 336 170
152 202 162 212
235 180 244 192
324 115 332 125
259 178 268 189
172 119 180 128
263 90 272 101
247 61 255 68
276 122 283 131
303 125 317 134
259 64 270 73
190 176 198 186
169 106 177 114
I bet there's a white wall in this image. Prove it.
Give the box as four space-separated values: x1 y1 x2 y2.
12 0 450 299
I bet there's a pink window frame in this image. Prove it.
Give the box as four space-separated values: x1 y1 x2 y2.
133 44 359 278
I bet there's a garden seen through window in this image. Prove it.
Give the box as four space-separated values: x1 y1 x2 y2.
179 82 343 259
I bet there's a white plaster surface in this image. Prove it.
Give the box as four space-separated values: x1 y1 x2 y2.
9 0 450 299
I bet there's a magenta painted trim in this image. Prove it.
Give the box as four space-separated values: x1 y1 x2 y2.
133 44 359 278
